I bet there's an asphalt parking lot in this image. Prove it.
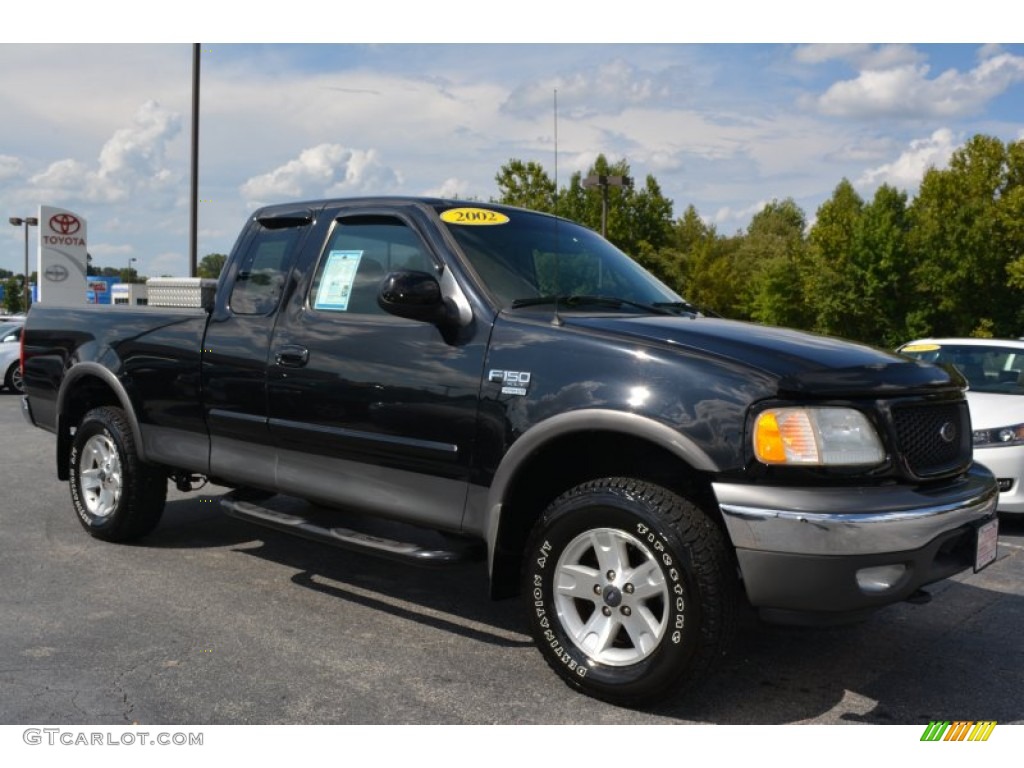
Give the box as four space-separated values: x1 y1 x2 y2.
1 389 1022 725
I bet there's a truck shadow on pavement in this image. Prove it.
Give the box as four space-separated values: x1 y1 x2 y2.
149 495 1024 723
148 493 532 648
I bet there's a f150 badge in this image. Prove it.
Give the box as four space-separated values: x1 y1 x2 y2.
489 369 532 396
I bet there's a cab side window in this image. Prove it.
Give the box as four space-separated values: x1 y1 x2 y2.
229 226 304 315
310 216 434 315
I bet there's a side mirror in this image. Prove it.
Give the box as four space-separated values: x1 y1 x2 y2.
377 270 453 325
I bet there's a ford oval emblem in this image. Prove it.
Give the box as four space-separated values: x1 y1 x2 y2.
939 422 957 443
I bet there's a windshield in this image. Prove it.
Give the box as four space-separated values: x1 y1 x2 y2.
435 205 685 311
900 343 1024 395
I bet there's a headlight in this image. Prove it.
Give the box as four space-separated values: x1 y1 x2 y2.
753 407 885 466
973 423 1024 447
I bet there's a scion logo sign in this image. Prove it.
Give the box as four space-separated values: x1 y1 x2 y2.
44 213 86 247
44 264 69 282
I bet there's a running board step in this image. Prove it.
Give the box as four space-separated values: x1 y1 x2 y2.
221 495 483 567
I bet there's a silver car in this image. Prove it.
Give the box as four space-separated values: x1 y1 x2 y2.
899 337 1024 515
0 319 25 393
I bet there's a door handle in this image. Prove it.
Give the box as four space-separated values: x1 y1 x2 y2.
275 345 309 367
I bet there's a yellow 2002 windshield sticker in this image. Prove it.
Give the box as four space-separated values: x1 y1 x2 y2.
901 343 941 353
440 208 510 225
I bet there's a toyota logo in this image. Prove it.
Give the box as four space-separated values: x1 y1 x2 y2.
49 213 81 236
939 422 957 443
44 264 69 282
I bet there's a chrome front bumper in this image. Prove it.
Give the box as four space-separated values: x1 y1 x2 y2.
713 465 998 557
713 465 999 621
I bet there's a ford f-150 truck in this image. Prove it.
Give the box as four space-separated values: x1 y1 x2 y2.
20 197 1000 705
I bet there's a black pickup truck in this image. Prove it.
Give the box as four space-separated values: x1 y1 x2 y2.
21 197 999 705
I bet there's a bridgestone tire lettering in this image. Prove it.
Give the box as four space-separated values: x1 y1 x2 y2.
69 406 167 542
522 477 737 706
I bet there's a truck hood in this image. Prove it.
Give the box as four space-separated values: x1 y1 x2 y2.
565 314 958 397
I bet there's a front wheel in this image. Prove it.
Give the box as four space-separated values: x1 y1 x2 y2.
69 406 167 541
523 478 737 706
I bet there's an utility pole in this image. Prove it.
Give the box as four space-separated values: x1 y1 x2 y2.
189 44 201 277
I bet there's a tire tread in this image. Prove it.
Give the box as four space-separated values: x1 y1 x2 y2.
525 476 738 706
70 406 167 542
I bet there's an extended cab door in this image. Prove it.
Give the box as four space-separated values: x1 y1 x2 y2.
203 208 314 487
266 208 488 531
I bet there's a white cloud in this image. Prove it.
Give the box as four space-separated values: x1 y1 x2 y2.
712 199 770 229
816 52 1024 118
423 177 470 198
240 144 403 205
857 128 958 190
795 44 923 70
26 101 182 204
97 100 181 180
501 59 671 119
0 155 22 180
794 44 873 65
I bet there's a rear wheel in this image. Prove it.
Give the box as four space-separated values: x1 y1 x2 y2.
69 406 166 541
4 361 22 393
523 477 737 706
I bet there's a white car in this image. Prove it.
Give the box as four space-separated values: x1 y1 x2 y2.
899 337 1024 515
0 319 24 393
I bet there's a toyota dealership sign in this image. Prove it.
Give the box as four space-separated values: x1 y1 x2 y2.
38 205 87 304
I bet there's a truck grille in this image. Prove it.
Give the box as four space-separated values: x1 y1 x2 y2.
890 401 971 479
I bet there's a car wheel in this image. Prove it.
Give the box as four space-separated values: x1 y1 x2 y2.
69 406 167 541
523 477 737 706
4 361 22 393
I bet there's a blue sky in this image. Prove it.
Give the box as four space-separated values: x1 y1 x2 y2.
3 4 1024 280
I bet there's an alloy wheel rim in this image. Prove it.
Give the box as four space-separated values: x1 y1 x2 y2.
553 527 670 666
79 434 123 518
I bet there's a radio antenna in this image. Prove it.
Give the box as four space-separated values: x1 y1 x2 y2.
552 88 562 327
553 88 558 214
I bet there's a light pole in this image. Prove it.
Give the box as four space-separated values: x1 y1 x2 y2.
581 175 633 238
8 215 38 310
128 257 137 283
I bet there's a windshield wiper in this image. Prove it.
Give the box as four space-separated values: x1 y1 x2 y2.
652 301 702 316
510 294 676 315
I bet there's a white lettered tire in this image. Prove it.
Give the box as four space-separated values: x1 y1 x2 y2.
69 406 167 542
523 477 737 705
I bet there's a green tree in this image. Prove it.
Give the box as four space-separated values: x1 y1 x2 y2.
198 253 228 279
3 276 24 314
850 184 913 346
909 135 1024 337
670 206 738 317
494 159 556 213
806 180 864 339
558 155 674 256
738 199 812 329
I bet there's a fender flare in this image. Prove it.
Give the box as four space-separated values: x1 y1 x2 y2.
482 408 720 577
55 363 147 479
